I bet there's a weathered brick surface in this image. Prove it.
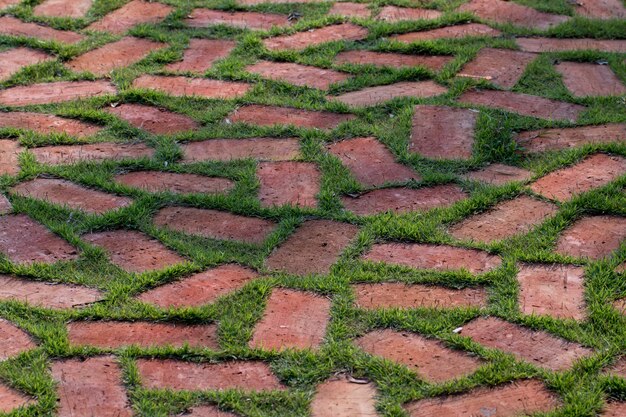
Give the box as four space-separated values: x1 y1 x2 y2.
574 0 626 19
603 402 626 417
334 50 452 71
132 75 250 99
555 216 626 260
184 9 290 30
0 383 32 413
0 16 85 44
31 142 154 165
458 48 536 89
0 112 102 138
516 124 626 153
0 48 52 81
228 105 354 130
555 62 626 97
0 0 20 10
87 0 173 34
165 39 236 73
249 289 331 351
263 23 368 51
181 138 301 161
330 81 447 107
33 0 92 18
0 319 36 360
257 161 321 208
105 103 199 135
377 6 441 22
0 195 11 214
328 2 371 18
465 164 532 185
459 0 569 29
114 171 234 194
0 139 22 176
246 61 350 90
614 298 626 315
516 37 626 53
310 376 378 417
391 23 501 42
607 358 626 378
0 81 117 106
0 274 101 309
266 220 359 275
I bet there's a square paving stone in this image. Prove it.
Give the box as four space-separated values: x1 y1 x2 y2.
184 9 291 31
227 105 354 130
257 161 321 208
0 81 117 106
310 376 379 417
391 23 501 43
457 48 536 89
263 23 368 51
555 216 626 260
246 61 350 90
334 50 452 71
0 274 101 309
114 171 234 195
33 0 92 18
555 62 626 97
0 111 102 138
31 142 154 165
0 16 85 44
181 138 301 162
0 48 53 81
87 0 173 34
132 75 250 100
329 81 447 107
459 0 569 29
515 124 626 153
165 39 236 73
104 103 199 135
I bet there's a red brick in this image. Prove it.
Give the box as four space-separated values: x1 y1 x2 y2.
184 9 290 31
0 139 22 176
328 2 371 18
0 195 11 214
607 358 626 378
330 81 447 107
68 321 219 349
461 317 591 370
327 137 420 187
0 0 20 10
0 319 36 360
51 356 132 417
0 48 52 81
266 220 359 275
603 402 626 417
0 16 85 44
11 178 132 214
449 196 557 243
410 105 477 160
105 103 199 135
0 81 117 107
263 23 368 51
531 154 626 201
363 243 501 274
82 230 185 273
153 206 276 244
458 89 585 122
165 39 236 73
182 138 300 162
31 142 154 165
310 376 378 417
404 380 560 417
555 216 626 260
87 0 173 34
341 184 467 216
459 0 569 29
227 105 354 130
34 0 92 18
0 214 78 264
0 274 101 309
182 406 240 417
246 61 350 90
516 37 626 53
574 0 626 19
356 329 482 382
138 264 258 308
555 62 626 97
516 124 626 153
465 164 532 185
0 112 102 138
458 48 536 89
353 282 488 310
335 50 452 71
257 161 320 208
67 37 166 76
136 359 285 391
377 6 441 22
250 289 331 351
391 23 501 43
239 0 321 4
0 384 32 413
133 75 250 99
115 171 234 194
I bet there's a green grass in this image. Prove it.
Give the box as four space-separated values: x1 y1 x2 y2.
1 0 626 416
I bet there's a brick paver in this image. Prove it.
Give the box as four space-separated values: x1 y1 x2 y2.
458 48 536 89
330 81 447 107
608 358 626 378
227 105 354 130
461 317 591 370
0 48 52 81
574 0 626 19
0 139 22 176
449 195 557 243
0 81 116 107
555 216 626 260
377 6 441 22
82 230 185 273
327 137 420 186
0 319 36 360
459 0 569 29
555 62 626 97
465 164 533 185
603 402 626 417
153 206 276 244
310 376 378 417
34 0 93 18
250 289 331 351
0 384 32 413
516 38 626 53
0 0 20 10
132 75 250 99
334 50 452 71
363 243 501 274
328 2 371 18
263 23 368 51
0 16 85 44
114 171 234 195
516 124 626 153
105 103 199 135
257 161 321 208
0 275 101 309
246 61 350 90
165 39 236 73
530 154 626 201
0 112 102 138
181 138 300 161
87 0 173 34
266 220 359 275
31 142 154 165
0 195 11 214
184 9 290 31
391 23 500 43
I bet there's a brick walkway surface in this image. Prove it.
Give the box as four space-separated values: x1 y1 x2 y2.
0 0 624 415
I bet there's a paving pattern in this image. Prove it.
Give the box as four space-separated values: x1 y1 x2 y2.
0 0 624 416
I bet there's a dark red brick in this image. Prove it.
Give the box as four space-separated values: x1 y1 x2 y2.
0 48 52 81
555 62 626 97
459 0 569 29
34 0 93 18
263 23 368 51
328 2 371 18
515 124 626 153
0 274 101 309
330 81 447 107
458 48 536 89
87 0 173 34
165 39 236 73
31 142 154 165
0 319 36 360
555 216 626 260
465 164 532 185
246 61 350 90
335 50 452 71
105 103 199 135
0 16 85 44
184 9 290 31
0 81 117 106
132 75 250 99
115 171 234 194
377 6 441 22
574 0 626 19
391 23 500 43
0 139 22 176
310 376 378 417
181 138 300 162
0 384 32 413
228 105 354 130
257 161 320 208
516 37 626 53
0 111 102 138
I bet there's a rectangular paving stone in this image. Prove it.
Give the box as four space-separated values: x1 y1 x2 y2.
246 61 350 90
459 0 569 29
603 402 626 417
51 356 132 417
377 6 441 22
114 171 234 195
11 178 132 214
327 137 420 187
133 75 250 99
353 282 488 310
574 0 626 19
555 62 626 97
334 50 452 71
249 289 331 351
165 39 236 73
153 206 277 244
136 359 285 391
391 23 501 42
0 48 53 81
240 0 325 4
184 9 290 31
458 48 536 89
82 230 185 273
517 263 586 320
311 376 378 417
0 195 12 215
363 243 501 274
0 319 36 360
515 124 626 153
67 37 167 76
266 220 359 275
555 216 626 260
0 274 101 309
458 89 585 122
328 2 371 18
464 163 532 185
449 195 558 243
31 142 154 165
0 16 85 44
138 264 258 308
0 0 20 10
87 0 173 34
404 380 560 417
0 383 32 414
516 37 626 53
34 0 93 18
263 23 368 51
257 161 321 208
181 138 300 162
0 139 23 176
0 111 102 138
0 214 78 264
329 81 447 107
68 322 219 349
0 80 117 107
530 154 626 201
105 103 199 135
410 105 477 160
461 317 591 370
227 105 354 130
356 329 482 383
